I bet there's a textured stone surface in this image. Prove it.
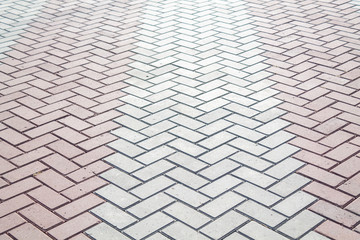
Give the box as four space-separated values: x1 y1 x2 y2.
0 0 360 238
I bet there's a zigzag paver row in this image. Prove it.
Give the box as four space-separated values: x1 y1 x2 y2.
0 0 359 239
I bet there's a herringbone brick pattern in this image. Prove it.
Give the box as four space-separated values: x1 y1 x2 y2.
0 0 359 239
0 0 46 60
0 0 143 238
86 0 358 239
252 0 360 238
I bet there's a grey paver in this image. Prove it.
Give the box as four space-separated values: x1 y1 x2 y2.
243 64 270 77
256 118 291 135
232 166 277 188
224 93 256 106
124 212 173 239
101 168 142 190
142 109 177 124
174 60 201 71
138 132 175 150
199 159 240 180
229 138 269 156
86 222 131 240
244 63 269 75
91 202 136 230
96 184 140 209
146 233 170 240
273 191 318 217
197 88 228 101
259 131 295 148
234 182 281 207
130 176 175 199
108 139 146 158
144 99 178 113
231 151 272 171
226 114 262 129
166 167 209 189
162 222 210 240
200 191 246 218
112 127 147 143
269 173 311 197
197 70 225 82
200 211 248 239
126 70 154 81
236 200 287 228
148 81 177 93
198 79 227 91
136 146 176 165
254 108 286 123
198 119 233 136
251 97 282 112
221 75 250 87
141 120 177 137
197 108 231 123
114 115 149 131
262 143 300 163
220 65 247 77
104 153 144 173
250 88 279 101
125 77 153 89
198 98 230 112
228 125 265 141
199 175 242 198
127 193 175 219
167 152 208 172
171 104 204 118
224 102 259 117
172 85 203 97
171 94 203 107
224 232 251 240
130 53 155 64
300 231 331 240
165 184 210 208
163 202 211 229
117 104 150 118
265 157 305 179
168 138 207 157
278 210 324 239
199 144 238 164
198 131 236 149
133 160 175 181
170 114 205 129
222 84 253 97
239 221 288 240
169 126 206 142
172 75 202 87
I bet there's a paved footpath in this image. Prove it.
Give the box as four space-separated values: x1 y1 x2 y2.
0 0 359 239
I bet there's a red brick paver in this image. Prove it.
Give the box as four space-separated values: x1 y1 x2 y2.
0 0 144 238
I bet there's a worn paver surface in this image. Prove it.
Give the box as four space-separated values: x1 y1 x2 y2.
0 0 360 239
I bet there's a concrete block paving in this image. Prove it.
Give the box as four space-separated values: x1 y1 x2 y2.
0 0 359 239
